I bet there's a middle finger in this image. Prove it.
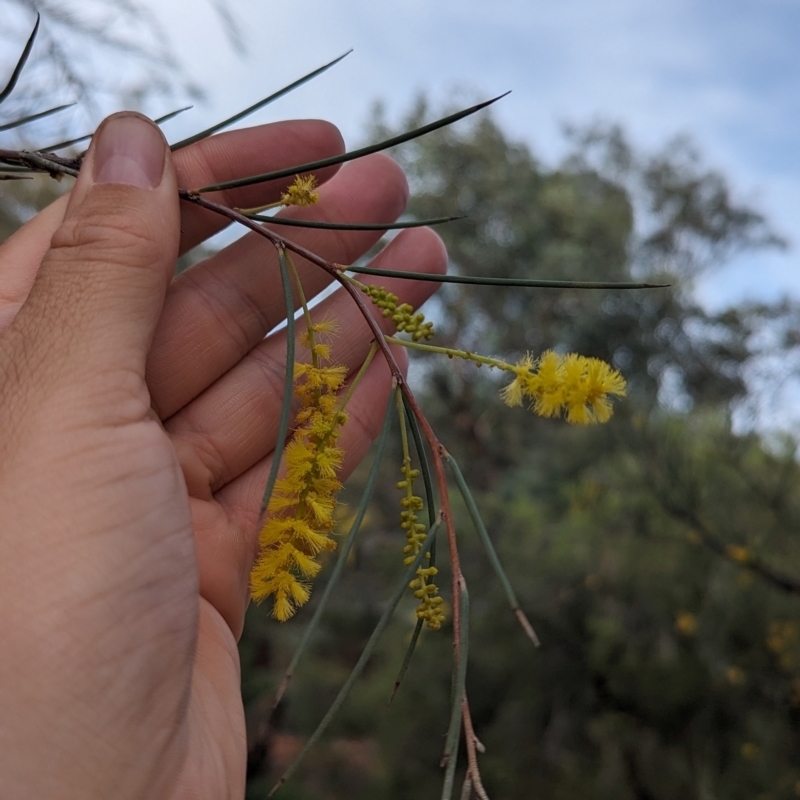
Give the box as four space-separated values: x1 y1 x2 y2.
148 153 409 419
163 225 446 494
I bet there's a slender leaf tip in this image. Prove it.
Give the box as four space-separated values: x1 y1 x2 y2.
155 105 193 125
193 92 513 195
246 213 464 232
170 49 354 151
0 13 41 105
0 102 76 133
345 265 668 290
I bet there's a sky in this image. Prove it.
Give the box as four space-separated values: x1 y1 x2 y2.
3 0 797 311
128 0 799 314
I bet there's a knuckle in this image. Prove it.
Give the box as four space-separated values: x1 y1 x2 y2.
49 207 163 272
186 269 263 357
51 217 160 266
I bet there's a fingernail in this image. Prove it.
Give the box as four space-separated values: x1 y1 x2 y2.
93 114 166 189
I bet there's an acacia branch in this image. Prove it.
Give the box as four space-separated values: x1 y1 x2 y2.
179 189 486 791
0 161 485 792
661 497 800 596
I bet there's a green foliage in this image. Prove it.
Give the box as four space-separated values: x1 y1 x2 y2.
241 107 800 798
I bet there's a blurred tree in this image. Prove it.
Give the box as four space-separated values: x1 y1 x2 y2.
0 2 240 248
241 105 800 800
0 0 245 126
367 101 787 485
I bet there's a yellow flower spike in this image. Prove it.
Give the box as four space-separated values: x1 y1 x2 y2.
394 400 445 631
280 173 320 207
360 283 436 340
249 264 385 621
250 318 351 620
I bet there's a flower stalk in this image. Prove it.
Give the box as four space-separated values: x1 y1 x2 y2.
386 337 627 425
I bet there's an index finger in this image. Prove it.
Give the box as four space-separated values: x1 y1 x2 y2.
0 119 344 332
173 119 344 252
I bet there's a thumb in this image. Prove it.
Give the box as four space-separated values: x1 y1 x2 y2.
14 112 179 394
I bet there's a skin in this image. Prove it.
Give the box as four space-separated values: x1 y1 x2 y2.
0 112 446 799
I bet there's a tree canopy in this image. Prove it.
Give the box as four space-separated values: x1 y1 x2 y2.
241 104 800 800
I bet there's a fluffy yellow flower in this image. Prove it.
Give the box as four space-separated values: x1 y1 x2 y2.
502 351 626 425
726 544 751 565
280 174 320 207
397 455 445 631
675 611 698 637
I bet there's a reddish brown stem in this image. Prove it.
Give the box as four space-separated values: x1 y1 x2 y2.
180 192 471 710
462 696 490 800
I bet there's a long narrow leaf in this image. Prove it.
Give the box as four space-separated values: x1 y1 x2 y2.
441 580 470 800
445 452 540 646
155 105 194 125
388 619 424 707
0 103 75 133
271 393 395 712
37 130 93 153
258 248 296 521
170 51 352 151
195 93 510 194
247 213 462 232
37 106 194 154
270 521 442 796
0 14 39 105
347 264 669 290
403 396 437 527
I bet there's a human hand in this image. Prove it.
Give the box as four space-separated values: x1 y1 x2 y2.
0 112 445 799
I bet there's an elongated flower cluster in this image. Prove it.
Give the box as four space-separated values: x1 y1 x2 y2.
362 285 435 341
500 351 626 425
397 456 445 630
250 326 348 621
